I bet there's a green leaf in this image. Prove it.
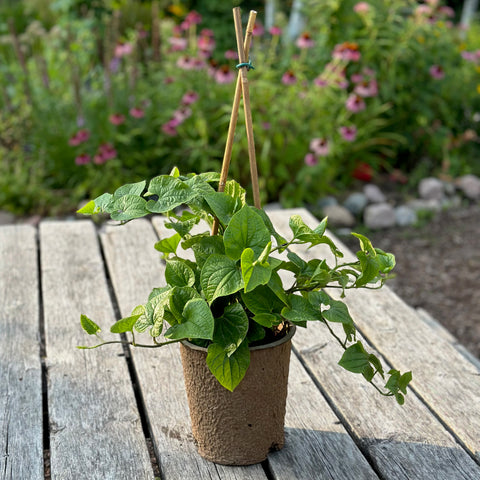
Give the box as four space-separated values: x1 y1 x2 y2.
165 259 196 287
267 272 289 306
110 314 142 334
376 249 396 273
80 314 101 335
321 299 354 326
204 192 239 226
206 341 250 391
241 284 285 315
338 342 370 373
155 233 181 255
213 303 249 354
168 286 201 321
113 180 146 199
281 294 322 324
240 247 272 293
165 298 214 340
351 232 376 255
252 313 282 327
190 235 225 268
223 206 271 261
355 250 380 287
200 254 244 304
255 208 287 247
77 200 96 215
146 176 196 213
224 180 246 204
110 195 149 221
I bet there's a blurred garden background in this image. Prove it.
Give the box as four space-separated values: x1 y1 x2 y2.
1 0 480 216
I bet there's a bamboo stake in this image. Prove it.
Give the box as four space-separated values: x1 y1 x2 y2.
233 8 261 210
211 9 257 235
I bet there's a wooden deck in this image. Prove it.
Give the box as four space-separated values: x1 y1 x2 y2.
1 207 480 480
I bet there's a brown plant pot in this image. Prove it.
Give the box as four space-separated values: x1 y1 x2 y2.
180 324 296 465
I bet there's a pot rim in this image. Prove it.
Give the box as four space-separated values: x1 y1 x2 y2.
182 323 296 352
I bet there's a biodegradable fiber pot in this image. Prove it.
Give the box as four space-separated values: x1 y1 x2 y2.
180 324 296 465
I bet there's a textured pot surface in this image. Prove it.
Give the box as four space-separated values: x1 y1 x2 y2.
180 325 295 465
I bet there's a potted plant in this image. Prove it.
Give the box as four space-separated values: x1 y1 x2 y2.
77 169 412 465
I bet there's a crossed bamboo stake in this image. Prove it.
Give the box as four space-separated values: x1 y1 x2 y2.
211 8 260 235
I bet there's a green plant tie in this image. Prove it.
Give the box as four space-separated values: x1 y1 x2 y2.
236 60 255 71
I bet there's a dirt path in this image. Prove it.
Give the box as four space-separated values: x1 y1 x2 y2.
341 204 480 359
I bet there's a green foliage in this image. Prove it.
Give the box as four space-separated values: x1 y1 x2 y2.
78 169 412 403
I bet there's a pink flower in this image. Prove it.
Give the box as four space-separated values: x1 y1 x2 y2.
224 49 238 60
339 126 358 142
309 138 330 156
438 6 455 18
336 79 349 90
129 107 145 118
162 120 178 137
252 23 264 36
351 73 364 83
94 143 116 164
176 55 196 70
200 28 214 37
281 70 297 85
346 94 366 112
304 153 318 166
214 65 235 84
75 153 91 165
269 26 282 36
173 107 192 123
314 76 329 88
415 5 432 16
354 79 378 97
333 42 361 62
296 32 315 49
69 129 90 146
181 91 199 105
114 43 133 58
429 65 445 79
198 34 216 54
109 113 125 125
353 2 370 14
182 11 202 30
169 37 188 51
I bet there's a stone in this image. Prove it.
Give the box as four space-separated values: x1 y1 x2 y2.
395 205 417 227
0 211 15 225
322 204 355 228
316 196 338 208
406 198 442 212
343 192 368 215
363 184 386 203
456 174 480 200
418 177 445 201
363 203 396 229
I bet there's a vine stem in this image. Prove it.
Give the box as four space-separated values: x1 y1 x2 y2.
79 338 184 350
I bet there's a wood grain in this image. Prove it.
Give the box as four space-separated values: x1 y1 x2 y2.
40 220 153 480
0 225 43 480
268 208 480 478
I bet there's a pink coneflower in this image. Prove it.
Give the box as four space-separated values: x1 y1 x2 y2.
304 153 318 166
109 113 125 125
309 138 330 156
181 10 202 30
69 129 90 146
252 22 264 36
129 107 145 118
176 55 196 70
281 70 297 85
438 6 455 18
173 107 192 123
351 73 364 83
224 49 238 60
354 79 378 97
94 143 116 164
198 34 216 54
269 26 282 36
181 91 199 105
339 126 358 142
162 120 178 137
336 79 349 90
353 2 370 14
114 42 133 58
415 5 432 16
296 32 315 49
314 76 329 87
214 65 235 84
169 36 188 51
75 153 91 165
429 65 445 79
333 42 361 62
346 94 366 112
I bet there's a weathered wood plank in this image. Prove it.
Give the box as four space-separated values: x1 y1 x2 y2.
0 225 43 480
269 355 378 479
101 218 267 480
268 208 480 479
40 221 153 480
152 216 379 479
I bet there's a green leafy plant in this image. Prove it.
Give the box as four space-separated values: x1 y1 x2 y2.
78 168 412 404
